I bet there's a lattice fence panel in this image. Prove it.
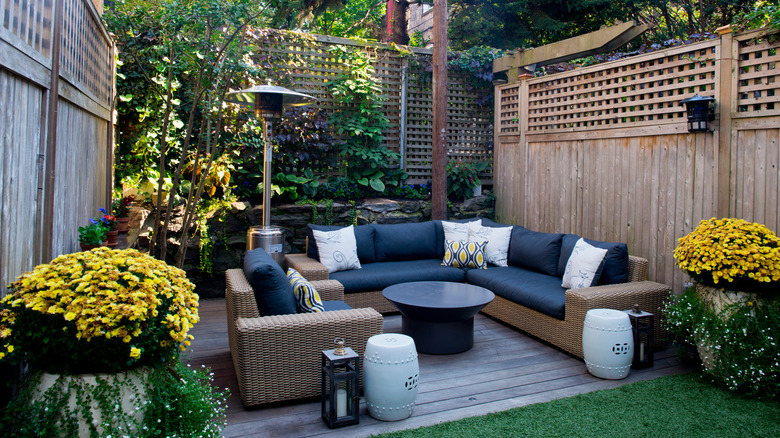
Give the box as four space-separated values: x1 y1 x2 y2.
736 31 780 117
249 31 494 185
0 0 52 58
59 0 113 106
497 84 521 135
524 40 719 133
405 69 494 183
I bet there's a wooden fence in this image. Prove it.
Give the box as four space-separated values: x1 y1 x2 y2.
250 32 494 184
494 26 780 293
0 0 114 296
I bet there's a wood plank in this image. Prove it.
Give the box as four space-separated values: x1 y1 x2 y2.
188 295 693 438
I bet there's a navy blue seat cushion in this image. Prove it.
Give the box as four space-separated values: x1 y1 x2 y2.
467 266 566 320
243 248 298 316
556 234 629 285
374 222 439 262
508 227 564 277
330 259 467 293
322 300 353 311
307 224 376 263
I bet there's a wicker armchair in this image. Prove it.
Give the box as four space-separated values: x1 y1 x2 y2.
225 269 383 406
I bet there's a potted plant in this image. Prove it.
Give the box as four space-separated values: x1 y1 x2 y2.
0 248 227 436
446 159 489 201
77 219 107 251
666 217 780 397
112 196 133 233
98 207 119 247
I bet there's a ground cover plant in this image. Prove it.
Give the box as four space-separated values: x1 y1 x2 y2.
373 373 780 437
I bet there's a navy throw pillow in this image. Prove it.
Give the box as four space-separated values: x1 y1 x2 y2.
374 221 438 261
508 227 564 276
243 248 298 316
557 234 629 285
307 224 376 263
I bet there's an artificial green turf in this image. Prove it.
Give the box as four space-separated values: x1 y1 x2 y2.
373 373 780 438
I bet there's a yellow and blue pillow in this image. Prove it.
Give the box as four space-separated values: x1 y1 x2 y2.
442 240 487 269
287 268 325 313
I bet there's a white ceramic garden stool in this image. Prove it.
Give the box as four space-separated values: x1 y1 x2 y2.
582 308 634 379
363 333 419 421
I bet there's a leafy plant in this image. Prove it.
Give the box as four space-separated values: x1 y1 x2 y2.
106 0 269 267
447 159 489 201
0 361 228 438
77 220 108 246
0 248 198 374
112 196 134 217
328 45 406 192
674 218 780 293
665 285 780 398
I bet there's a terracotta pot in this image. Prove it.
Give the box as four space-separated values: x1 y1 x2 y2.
105 230 119 248
79 243 101 251
115 216 130 234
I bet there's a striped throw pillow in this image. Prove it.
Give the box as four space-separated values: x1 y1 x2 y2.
287 268 325 313
442 240 488 269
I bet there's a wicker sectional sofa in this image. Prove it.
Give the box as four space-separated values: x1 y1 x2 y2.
288 218 671 358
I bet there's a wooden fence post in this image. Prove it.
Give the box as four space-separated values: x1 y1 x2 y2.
42 0 65 263
716 25 735 219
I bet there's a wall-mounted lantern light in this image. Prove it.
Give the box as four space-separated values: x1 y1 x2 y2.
491 71 508 86
680 94 715 132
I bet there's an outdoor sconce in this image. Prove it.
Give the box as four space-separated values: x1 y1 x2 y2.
321 338 360 428
680 94 715 132
492 71 508 86
623 305 655 369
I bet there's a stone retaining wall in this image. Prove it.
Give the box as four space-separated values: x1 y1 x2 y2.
169 196 493 298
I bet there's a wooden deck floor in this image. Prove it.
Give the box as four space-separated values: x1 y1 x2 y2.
184 299 694 438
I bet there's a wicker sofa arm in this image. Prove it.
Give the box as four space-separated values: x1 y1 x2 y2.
627 255 650 282
233 308 383 406
286 253 329 281
565 280 671 345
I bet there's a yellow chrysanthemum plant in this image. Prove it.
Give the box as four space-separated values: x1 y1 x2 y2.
674 217 780 294
0 247 199 374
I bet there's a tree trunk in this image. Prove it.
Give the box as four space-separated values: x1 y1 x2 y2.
385 0 409 45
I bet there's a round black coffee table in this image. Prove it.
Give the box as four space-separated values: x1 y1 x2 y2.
382 281 495 354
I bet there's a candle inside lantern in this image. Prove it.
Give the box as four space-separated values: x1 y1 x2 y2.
640 342 645 362
336 388 347 417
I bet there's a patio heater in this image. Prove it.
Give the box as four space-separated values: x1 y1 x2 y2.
225 85 315 265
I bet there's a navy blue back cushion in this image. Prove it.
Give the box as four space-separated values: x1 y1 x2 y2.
243 248 298 316
508 227 564 276
331 259 467 293
479 218 512 228
374 222 439 261
557 234 630 285
307 224 376 263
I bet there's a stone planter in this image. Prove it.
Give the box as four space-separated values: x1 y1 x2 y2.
693 282 759 371
31 368 149 437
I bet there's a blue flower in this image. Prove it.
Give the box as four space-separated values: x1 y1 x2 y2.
89 218 100 225
98 207 107 215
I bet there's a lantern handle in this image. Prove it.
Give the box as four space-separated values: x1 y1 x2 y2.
334 337 347 356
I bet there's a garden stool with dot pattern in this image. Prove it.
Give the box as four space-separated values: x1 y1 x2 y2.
364 333 419 421
582 308 634 379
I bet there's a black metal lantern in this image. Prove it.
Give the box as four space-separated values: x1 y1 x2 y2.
623 304 655 369
321 338 360 428
680 94 715 132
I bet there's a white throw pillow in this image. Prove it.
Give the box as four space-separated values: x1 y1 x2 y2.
441 220 474 243
312 225 362 273
468 223 512 267
562 238 608 289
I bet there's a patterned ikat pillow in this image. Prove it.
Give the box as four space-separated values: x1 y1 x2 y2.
287 268 325 313
442 240 488 269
